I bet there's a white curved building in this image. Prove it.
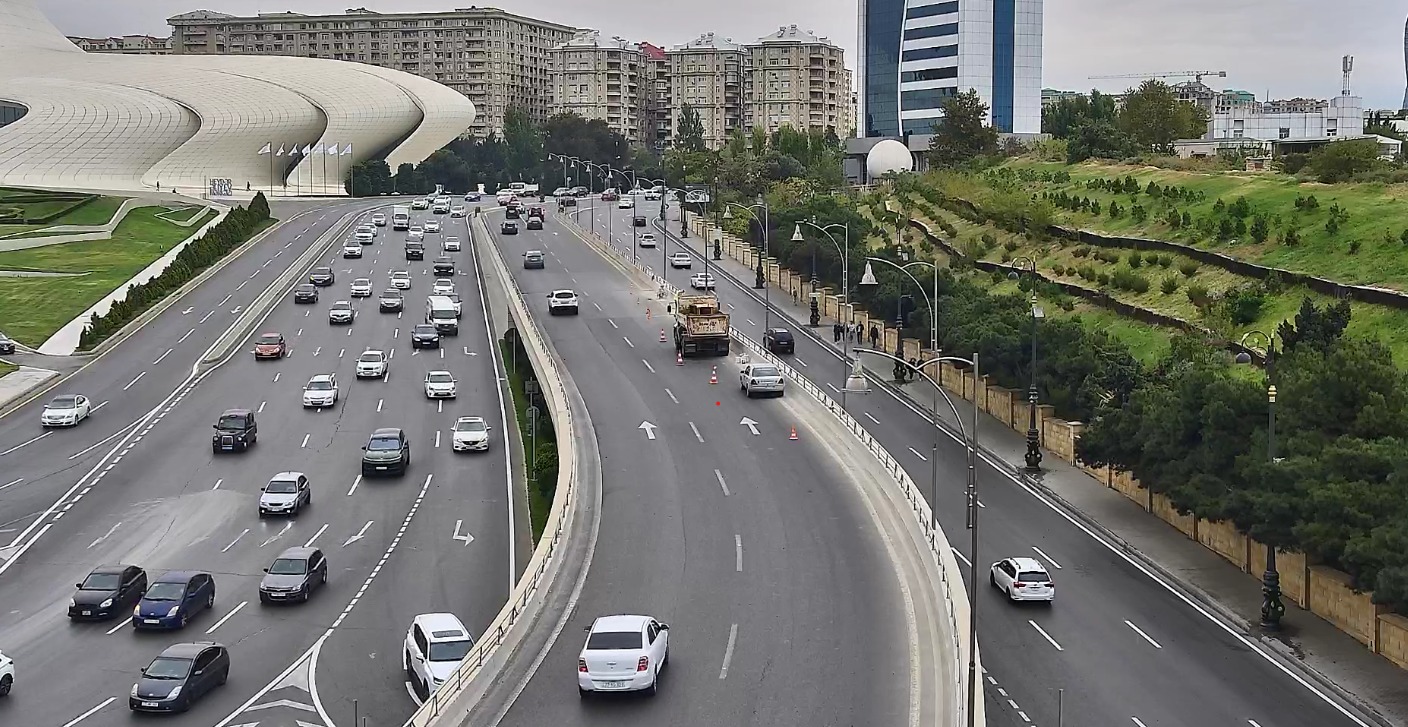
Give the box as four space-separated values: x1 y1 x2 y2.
0 0 474 195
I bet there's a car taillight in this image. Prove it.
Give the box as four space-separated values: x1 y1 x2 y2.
578 659 588 673
1012 582 1025 589
636 656 650 672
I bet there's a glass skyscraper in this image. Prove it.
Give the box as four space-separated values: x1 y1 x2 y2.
858 0 1042 136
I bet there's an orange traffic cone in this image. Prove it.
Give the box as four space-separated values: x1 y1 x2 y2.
647 307 652 320
659 328 666 343
676 351 684 366
789 426 799 440
709 366 718 384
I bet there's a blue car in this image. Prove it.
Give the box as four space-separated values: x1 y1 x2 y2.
132 571 216 630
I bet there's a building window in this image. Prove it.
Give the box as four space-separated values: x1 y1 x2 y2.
907 1 960 19
902 23 957 41
1279 127 1290 139
901 87 956 109
900 67 957 83
900 44 957 62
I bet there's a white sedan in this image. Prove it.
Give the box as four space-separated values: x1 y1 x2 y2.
302 374 339 408
669 252 692 268
355 350 388 379
41 394 92 427
451 416 491 452
578 614 669 697
350 278 373 297
424 371 457 399
643 190 661 201
432 278 455 295
617 197 634 209
690 272 716 290
424 220 442 233
390 271 412 290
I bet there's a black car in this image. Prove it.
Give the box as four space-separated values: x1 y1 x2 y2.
211 409 257 452
571 186 589 197
633 215 647 227
379 290 404 312
130 642 230 713
526 217 543 230
505 206 520 219
433 257 455 276
292 284 319 304
558 196 577 208
0 332 14 354
411 324 440 349
259 547 328 604
405 241 425 260
69 564 147 620
763 328 795 354
362 427 411 476
308 267 335 286
501 221 519 235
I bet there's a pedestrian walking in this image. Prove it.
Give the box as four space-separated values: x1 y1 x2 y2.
833 322 843 342
869 325 880 348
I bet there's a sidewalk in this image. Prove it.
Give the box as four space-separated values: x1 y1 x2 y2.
661 210 1408 726
0 365 59 415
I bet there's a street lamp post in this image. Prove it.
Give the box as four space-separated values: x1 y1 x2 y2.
581 160 611 232
545 153 580 192
860 255 939 368
792 219 851 407
843 349 981 727
1007 257 1044 473
723 198 772 333
1236 331 1284 631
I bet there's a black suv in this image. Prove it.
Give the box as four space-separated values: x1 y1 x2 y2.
379 289 404 312
505 206 521 219
405 241 425 260
292 284 319 304
308 267 335 286
433 257 455 276
69 564 148 620
362 427 411 476
559 196 577 208
501 221 519 235
763 328 795 355
633 215 647 227
212 409 257 452
411 324 440 348
0 332 15 354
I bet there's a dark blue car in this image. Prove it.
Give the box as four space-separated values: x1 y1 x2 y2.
132 571 215 630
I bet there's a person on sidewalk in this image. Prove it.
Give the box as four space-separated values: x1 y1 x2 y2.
853 322 862 342
869 325 880 348
833 322 843 342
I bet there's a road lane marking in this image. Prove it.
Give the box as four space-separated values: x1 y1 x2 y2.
715 469 730 496
200 310 215 323
273 372 281 382
260 522 293 547
826 382 840 394
1125 620 1163 649
1028 620 1063 651
1019 711 1030 722
592 301 603 311
222 528 249 552
951 548 971 567
105 620 128 635
642 359 655 373
218 294 232 306
122 371 146 391
735 534 743 571
795 357 807 367
153 348 174 365
92 400 108 413
313 346 321 356
864 412 880 425
0 431 52 457
236 279 248 291
437 400 444 413
609 319 619 329
301 433 311 448
1032 546 1062 569
205 600 246 634
257 401 266 413
87 521 121 549
908 447 927 461
66 421 141 460
179 327 195 343
689 421 704 442
719 623 738 679
1249 722 1263 727
339 348 345 358
61 696 116 726
1132 719 1149 727
303 523 330 547
213 479 223 490
377 398 384 412
665 388 679 404
435 431 442 448
0 478 21 490
623 336 634 348
347 475 362 496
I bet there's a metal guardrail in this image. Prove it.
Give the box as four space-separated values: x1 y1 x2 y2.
405 214 580 727
558 213 971 723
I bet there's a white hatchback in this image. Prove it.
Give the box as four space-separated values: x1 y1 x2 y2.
578 614 669 697
350 278 372 297
404 613 474 698
990 557 1055 602
302 374 339 408
638 232 656 248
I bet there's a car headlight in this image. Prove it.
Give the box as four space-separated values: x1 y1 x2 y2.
131 683 139 697
69 598 76 607
165 605 180 617
100 598 113 609
168 686 182 699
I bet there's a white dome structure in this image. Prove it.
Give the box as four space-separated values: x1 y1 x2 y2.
0 0 475 195
866 139 914 179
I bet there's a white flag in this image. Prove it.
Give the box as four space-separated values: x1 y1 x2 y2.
257 142 272 155
324 142 337 155
301 144 312 156
275 144 285 156
311 143 323 155
342 143 353 156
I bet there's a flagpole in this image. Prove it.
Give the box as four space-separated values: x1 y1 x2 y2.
322 145 328 197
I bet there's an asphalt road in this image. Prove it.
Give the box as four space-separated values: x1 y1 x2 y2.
0 202 519 727
574 196 1380 727
482 206 912 727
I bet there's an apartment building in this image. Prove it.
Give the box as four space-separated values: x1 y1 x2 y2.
744 25 851 137
167 7 577 138
667 33 747 148
638 42 671 148
68 35 172 54
549 31 645 142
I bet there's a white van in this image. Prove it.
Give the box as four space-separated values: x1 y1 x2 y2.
426 296 459 335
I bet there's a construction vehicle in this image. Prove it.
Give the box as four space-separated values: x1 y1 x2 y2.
672 292 730 357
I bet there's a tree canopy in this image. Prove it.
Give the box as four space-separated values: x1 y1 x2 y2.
1044 81 1210 161
928 89 1000 168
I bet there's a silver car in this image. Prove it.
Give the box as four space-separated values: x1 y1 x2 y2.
258 472 310 517
740 363 785 398
328 301 355 324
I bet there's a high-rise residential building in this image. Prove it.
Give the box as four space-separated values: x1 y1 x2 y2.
743 25 850 137
638 42 671 148
858 0 1043 137
67 35 173 54
667 33 747 148
549 31 645 142
167 7 576 138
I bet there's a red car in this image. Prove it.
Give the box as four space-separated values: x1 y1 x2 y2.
528 206 545 219
253 332 286 359
600 191 619 202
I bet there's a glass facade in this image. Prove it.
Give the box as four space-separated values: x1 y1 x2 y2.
901 67 957 83
901 87 956 108
908 1 960 19
863 0 905 137
902 23 958 41
991 0 1016 131
0 102 25 129
901 45 957 62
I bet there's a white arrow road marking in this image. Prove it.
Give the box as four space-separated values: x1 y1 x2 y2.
739 417 760 435
464 347 477 356
452 519 475 545
182 307 194 315
244 699 318 713
312 346 321 356
222 529 249 553
343 520 373 547
87 521 121 549
638 421 658 440
260 521 293 547
231 306 242 314
411 349 419 355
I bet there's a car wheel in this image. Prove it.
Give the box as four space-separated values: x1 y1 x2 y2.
578 687 590 699
260 594 270 605
989 572 997 588
0 674 10 696
645 675 658 696
207 592 215 609
320 569 328 585
218 666 229 686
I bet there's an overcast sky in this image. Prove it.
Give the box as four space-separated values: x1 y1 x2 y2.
35 0 1408 109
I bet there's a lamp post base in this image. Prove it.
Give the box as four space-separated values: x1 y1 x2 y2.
754 269 765 289
1260 569 1285 630
1023 436 1043 472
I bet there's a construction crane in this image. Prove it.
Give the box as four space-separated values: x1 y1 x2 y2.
1087 70 1228 85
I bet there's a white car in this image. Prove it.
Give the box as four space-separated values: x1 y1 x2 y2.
342 242 362 258
638 232 656 248
690 272 716 290
740 362 785 398
617 197 635 209
355 350 388 379
328 301 355 324
355 229 374 245
424 371 457 399
350 278 373 297
547 289 579 315
371 213 387 227
356 224 377 237
451 416 491 452
578 614 669 697
404 613 474 698
990 557 1055 602
432 278 455 295
41 393 91 427
390 271 411 290
443 237 461 252
450 206 466 218
644 190 661 201
669 252 692 268
0 649 11 696
411 198 429 210
408 227 425 241
302 374 339 408
424 220 442 233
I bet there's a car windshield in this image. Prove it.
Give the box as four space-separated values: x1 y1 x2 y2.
48 395 78 408
771 330 793 340
428 639 473 662
752 366 780 377
313 268 331 276
415 326 437 335
257 334 280 345
81 572 121 590
367 436 400 451
353 279 369 286
428 373 453 383
143 582 185 601
359 352 383 363
307 380 332 391
455 419 486 432
217 414 246 429
381 291 400 299
586 630 643 650
144 657 192 680
266 479 298 494
392 272 409 279
332 303 350 310
269 558 307 575
297 285 314 292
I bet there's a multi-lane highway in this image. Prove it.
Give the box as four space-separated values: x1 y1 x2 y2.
571 194 1380 727
0 200 518 727
475 203 917 726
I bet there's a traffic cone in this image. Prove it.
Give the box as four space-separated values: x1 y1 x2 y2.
789 426 799 441
659 328 666 343
709 366 718 384
647 307 652 320
676 351 684 366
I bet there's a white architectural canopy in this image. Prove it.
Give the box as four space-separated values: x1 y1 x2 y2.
0 0 475 195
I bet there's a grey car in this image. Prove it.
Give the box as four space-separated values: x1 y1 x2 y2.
259 547 327 604
258 472 310 517
0 332 15 354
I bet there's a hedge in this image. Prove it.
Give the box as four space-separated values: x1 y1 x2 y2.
78 193 272 349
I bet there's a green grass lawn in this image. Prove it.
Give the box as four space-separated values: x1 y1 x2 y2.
0 362 15 379
0 206 216 346
500 338 557 542
0 195 128 237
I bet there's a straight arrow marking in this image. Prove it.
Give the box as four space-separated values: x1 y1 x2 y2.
638 420 657 440
739 417 760 435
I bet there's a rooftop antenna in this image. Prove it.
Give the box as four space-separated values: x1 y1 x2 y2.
1342 54 1354 96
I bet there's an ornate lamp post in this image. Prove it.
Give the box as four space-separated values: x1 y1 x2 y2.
793 219 851 405
1007 256 1044 472
1236 331 1284 631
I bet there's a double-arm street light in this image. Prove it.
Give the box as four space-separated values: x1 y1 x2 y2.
723 198 772 331
1236 330 1284 631
579 160 612 231
791 218 851 405
1007 256 1044 472
544 153 580 192
843 350 982 727
860 255 939 370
